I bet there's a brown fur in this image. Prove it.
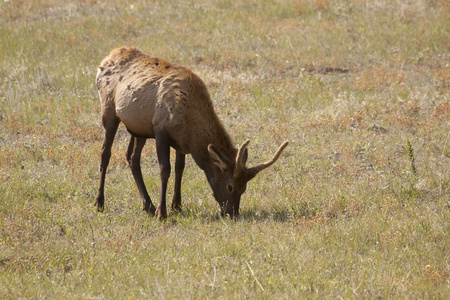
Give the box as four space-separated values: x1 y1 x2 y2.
95 47 288 219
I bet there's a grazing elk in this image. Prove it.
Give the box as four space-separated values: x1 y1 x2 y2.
95 47 288 220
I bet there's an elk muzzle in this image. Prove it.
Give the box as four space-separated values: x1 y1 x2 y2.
220 198 241 218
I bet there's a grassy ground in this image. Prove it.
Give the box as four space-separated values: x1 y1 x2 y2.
1 0 449 298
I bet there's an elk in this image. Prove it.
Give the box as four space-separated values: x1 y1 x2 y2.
95 46 288 220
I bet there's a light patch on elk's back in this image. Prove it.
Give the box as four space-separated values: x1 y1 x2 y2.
97 47 193 138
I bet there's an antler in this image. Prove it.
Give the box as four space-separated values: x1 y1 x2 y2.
234 140 289 178
247 141 289 175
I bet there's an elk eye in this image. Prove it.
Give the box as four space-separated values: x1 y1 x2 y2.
227 184 234 193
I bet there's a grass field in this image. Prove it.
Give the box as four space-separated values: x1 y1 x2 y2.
1 0 449 298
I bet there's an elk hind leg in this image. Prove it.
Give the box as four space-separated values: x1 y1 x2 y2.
95 117 120 212
126 136 156 216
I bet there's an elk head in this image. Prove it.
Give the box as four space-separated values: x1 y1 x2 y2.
207 140 289 217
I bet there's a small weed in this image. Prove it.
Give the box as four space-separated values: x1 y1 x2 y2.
407 140 417 176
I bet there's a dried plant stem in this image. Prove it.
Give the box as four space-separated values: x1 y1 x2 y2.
246 261 265 292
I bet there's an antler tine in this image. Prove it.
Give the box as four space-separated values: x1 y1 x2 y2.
247 141 289 174
235 139 251 173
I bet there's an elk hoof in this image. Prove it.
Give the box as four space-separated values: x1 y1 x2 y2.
95 197 104 212
171 203 182 213
144 204 156 216
156 213 167 221
156 206 167 221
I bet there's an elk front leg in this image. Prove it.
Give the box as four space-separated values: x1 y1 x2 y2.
155 132 171 221
95 118 120 212
172 150 185 212
126 136 156 216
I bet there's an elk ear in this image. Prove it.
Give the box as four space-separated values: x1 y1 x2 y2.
208 144 228 172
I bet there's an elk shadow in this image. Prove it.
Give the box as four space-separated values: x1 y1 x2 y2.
169 207 296 223
238 208 296 223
